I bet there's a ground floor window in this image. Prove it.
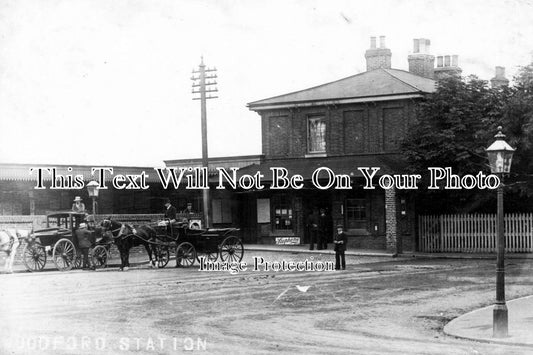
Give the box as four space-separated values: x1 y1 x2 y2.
346 198 366 229
273 196 293 230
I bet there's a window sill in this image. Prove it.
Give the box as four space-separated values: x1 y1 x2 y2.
305 153 327 158
346 228 371 236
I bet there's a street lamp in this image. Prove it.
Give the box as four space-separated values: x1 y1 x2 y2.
86 181 100 216
486 126 515 338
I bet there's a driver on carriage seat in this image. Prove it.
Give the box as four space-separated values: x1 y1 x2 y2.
163 198 177 224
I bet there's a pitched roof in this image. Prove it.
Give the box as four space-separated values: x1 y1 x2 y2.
248 68 436 110
0 163 162 182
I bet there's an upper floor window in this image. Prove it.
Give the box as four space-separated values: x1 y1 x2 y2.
307 116 326 153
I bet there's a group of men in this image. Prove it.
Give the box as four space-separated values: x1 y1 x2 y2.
306 208 330 250
163 199 195 223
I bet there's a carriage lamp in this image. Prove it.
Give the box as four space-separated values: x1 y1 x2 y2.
486 126 515 338
86 181 100 215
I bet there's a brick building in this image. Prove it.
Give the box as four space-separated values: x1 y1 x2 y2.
234 37 464 252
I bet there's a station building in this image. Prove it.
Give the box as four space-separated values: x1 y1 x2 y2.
230 37 464 252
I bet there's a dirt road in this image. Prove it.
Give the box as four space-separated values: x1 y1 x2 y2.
1 252 532 354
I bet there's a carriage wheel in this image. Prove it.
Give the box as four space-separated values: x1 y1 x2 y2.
74 252 83 269
219 236 244 263
176 242 196 268
196 250 218 263
22 243 46 272
92 245 109 269
154 245 170 268
52 239 76 271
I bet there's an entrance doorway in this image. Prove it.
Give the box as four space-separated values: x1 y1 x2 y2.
302 191 332 244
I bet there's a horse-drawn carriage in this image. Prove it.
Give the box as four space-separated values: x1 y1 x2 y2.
100 217 244 270
150 220 244 268
23 212 111 272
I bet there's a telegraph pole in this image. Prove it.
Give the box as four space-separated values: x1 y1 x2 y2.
191 56 218 228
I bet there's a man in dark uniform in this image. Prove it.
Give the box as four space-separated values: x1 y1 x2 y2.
318 208 329 250
306 209 319 250
76 216 95 270
333 224 347 270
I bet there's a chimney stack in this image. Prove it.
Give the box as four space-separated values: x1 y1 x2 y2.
434 54 462 80
407 38 435 78
365 35 392 71
490 66 509 88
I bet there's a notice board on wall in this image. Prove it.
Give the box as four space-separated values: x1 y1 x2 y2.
257 198 270 223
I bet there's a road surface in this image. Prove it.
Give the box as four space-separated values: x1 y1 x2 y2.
1 251 532 354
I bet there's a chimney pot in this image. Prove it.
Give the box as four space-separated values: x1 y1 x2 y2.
370 36 376 49
418 38 430 54
452 55 459 67
379 36 386 49
413 39 420 53
435 54 463 80
424 39 431 53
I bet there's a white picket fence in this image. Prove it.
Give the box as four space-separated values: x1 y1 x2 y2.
418 213 533 253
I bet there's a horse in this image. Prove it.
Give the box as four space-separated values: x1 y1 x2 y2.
0 229 21 273
100 219 156 271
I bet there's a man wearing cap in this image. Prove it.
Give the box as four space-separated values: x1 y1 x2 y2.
164 199 177 224
72 196 86 213
333 224 347 270
76 217 95 270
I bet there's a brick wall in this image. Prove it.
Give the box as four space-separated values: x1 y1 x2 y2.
261 100 415 159
365 48 392 71
385 188 398 253
347 234 386 250
408 54 435 79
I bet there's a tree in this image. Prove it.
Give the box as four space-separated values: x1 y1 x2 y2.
401 70 533 214
500 64 533 200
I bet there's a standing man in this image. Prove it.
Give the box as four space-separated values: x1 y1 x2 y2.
306 209 319 250
164 198 177 224
318 208 329 250
76 216 95 270
72 196 86 213
333 224 347 270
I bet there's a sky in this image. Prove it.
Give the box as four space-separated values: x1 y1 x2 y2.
1 0 532 167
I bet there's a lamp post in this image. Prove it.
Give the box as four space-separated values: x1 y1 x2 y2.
486 126 515 338
86 181 100 216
